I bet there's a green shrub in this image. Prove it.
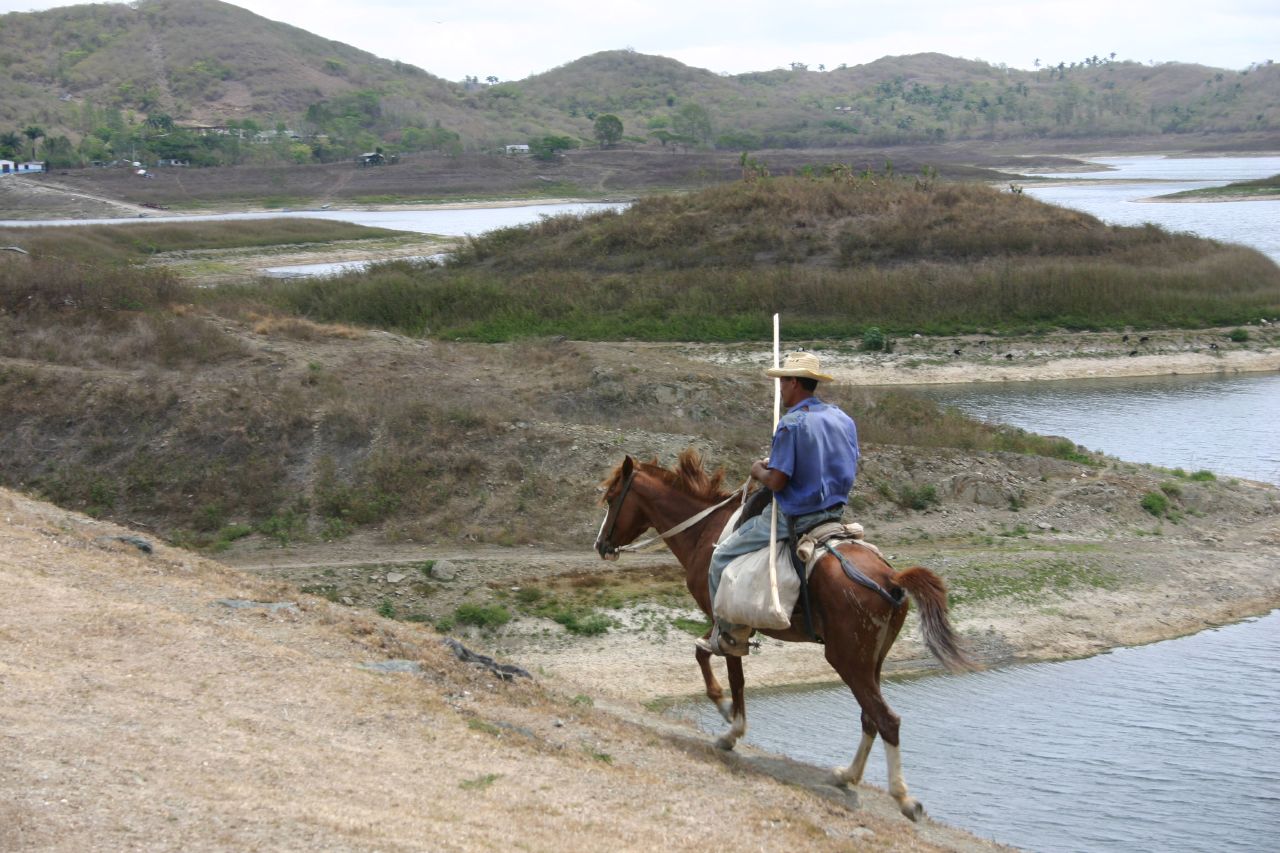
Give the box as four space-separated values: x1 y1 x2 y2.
514 587 544 604
454 603 512 629
1159 482 1182 497
894 483 939 511
1141 491 1170 516
1229 328 1250 342
861 326 887 351
552 609 613 636
1188 470 1217 482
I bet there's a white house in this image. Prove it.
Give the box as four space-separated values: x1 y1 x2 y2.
16 161 45 173
505 144 530 155
0 159 14 175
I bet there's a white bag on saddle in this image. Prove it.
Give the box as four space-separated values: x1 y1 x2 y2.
712 542 800 631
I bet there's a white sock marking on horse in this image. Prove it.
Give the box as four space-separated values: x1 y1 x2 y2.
716 710 746 750
885 742 910 800
839 730 876 784
716 697 734 723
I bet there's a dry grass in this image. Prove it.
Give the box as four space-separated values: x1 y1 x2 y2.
249 313 365 340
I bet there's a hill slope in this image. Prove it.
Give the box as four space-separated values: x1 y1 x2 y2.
2 0 1277 165
0 484 1007 851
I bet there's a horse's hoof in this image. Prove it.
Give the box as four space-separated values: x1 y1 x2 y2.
715 735 737 751
898 798 924 822
831 767 851 787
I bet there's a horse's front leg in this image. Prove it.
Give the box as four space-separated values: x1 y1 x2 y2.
696 641 733 723
715 655 747 751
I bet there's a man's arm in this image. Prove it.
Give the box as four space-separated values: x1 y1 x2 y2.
751 458 789 493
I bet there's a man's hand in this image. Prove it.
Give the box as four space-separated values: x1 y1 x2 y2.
751 458 789 492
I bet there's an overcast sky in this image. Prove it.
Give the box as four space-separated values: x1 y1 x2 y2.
2 0 1277 82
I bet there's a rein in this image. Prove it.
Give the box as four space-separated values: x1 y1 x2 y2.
598 472 747 555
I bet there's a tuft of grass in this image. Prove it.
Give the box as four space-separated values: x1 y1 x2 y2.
466 718 501 736
672 616 712 636
459 773 502 791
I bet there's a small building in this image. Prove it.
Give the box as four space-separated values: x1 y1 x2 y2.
0 159 13 175
355 151 385 166
505 144 530 155
16 161 45 173
156 159 190 167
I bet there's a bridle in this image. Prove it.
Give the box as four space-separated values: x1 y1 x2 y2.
595 469 638 559
595 469 746 560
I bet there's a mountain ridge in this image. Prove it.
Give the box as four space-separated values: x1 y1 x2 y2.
2 0 1276 165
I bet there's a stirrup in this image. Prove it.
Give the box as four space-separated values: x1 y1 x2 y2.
695 625 747 657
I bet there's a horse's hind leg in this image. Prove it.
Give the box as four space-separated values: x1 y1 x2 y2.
850 682 922 821
829 646 923 820
834 710 877 786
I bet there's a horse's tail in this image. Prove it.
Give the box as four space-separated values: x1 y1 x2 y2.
893 566 977 673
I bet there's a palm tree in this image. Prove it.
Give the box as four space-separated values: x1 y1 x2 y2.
23 125 44 160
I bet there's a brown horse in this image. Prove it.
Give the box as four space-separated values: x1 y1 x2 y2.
595 449 973 821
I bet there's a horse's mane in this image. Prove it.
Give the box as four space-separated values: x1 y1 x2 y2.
600 448 731 504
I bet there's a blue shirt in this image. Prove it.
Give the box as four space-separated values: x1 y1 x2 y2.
768 396 860 516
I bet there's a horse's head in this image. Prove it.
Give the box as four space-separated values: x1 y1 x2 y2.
595 455 649 561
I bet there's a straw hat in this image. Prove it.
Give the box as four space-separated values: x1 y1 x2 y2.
766 351 833 382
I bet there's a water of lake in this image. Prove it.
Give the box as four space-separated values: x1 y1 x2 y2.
681 610 1280 853
914 370 1280 487
1021 155 1280 264
0 201 627 236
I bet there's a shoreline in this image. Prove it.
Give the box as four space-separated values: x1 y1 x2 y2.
680 330 1280 387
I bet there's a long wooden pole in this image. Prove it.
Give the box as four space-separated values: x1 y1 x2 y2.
767 313 782 614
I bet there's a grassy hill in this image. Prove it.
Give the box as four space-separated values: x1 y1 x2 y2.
2 0 1277 168
265 172 1280 341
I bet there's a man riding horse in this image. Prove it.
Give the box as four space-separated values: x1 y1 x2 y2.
699 351 860 656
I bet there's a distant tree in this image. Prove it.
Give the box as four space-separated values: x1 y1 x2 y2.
529 135 579 160
486 75 499 84
672 103 712 146
593 114 623 148
0 131 20 158
790 62 808 71
23 125 44 160
42 135 77 168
